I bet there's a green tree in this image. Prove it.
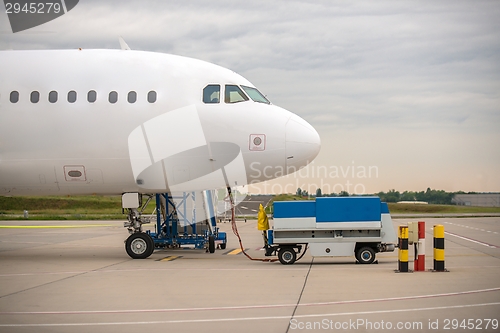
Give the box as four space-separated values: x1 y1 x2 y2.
400 191 417 201
385 189 400 202
376 188 459 205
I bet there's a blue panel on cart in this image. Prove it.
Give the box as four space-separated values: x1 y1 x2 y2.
267 229 274 245
273 201 316 218
316 197 381 222
381 202 389 214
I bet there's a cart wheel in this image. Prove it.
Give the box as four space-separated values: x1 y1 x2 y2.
125 233 154 259
278 247 296 265
208 236 216 253
356 246 375 264
220 243 227 250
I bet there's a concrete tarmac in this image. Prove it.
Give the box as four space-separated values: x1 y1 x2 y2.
0 217 499 332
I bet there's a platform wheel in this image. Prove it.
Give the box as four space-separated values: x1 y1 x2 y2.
208 236 216 253
125 233 155 259
278 247 297 265
356 246 376 264
220 243 227 250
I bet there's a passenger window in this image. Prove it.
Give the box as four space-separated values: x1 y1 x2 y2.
88 90 97 103
225 85 249 103
109 91 118 104
68 90 77 103
30 91 40 103
48 91 58 103
10 91 19 103
128 91 137 103
203 85 220 103
147 90 156 103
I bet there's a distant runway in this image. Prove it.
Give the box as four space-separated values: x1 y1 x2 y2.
218 195 274 218
0 217 499 332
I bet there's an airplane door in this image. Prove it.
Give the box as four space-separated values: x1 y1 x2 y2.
0 163 60 194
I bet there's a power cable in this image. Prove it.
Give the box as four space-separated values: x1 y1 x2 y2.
226 187 308 263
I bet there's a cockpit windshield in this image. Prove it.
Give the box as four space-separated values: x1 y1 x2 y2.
203 84 271 105
241 85 270 104
203 84 220 103
225 85 249 103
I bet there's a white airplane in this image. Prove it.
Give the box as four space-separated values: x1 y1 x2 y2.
0 45 321 257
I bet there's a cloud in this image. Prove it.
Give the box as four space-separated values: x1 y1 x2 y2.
1 0 499 192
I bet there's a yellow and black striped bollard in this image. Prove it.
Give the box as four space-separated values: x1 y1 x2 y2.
433 225 446 271
398 225 409 272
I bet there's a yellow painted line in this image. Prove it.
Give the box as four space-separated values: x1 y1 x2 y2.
159 256 182 262
0 225 113 229
227 248 243 255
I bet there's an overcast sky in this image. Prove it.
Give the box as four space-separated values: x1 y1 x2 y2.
1 1 499 194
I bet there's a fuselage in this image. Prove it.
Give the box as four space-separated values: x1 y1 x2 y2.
0 49 320 195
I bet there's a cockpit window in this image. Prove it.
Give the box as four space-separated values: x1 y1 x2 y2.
225 85 249 104
241 85 270 104
203 85 220 104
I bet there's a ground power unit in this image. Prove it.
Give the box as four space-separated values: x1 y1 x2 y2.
266 197 397 265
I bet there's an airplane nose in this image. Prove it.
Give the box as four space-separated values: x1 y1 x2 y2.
285 114 321 171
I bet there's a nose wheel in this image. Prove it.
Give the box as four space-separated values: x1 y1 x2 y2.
125 233 155 259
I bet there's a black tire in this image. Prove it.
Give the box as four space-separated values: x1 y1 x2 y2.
356 246 376 264
125 233 154 259
208 236 216 253
146 235 155 257
220 243 227 250
278 247 297 265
